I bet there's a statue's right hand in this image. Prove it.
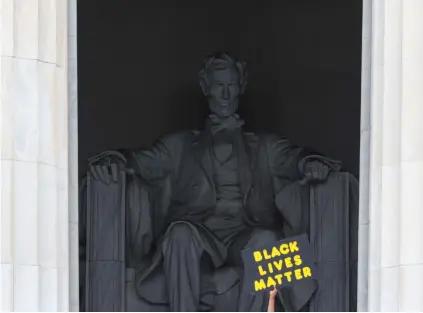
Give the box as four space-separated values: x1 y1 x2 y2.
88 150 134 184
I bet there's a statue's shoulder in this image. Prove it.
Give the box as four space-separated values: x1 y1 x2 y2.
241 131 282 147
159 130 192 142
248 132 280 145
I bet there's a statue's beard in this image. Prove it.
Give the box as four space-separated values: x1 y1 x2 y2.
208 100 239 118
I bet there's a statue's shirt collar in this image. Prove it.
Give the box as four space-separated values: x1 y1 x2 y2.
207 114 245 135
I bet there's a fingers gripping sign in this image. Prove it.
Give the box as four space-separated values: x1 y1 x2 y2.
268 285 278 312
269 285 277 298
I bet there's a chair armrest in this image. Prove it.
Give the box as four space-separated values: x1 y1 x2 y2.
84 170 127 311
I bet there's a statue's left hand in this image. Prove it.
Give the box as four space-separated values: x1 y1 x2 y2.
301 160 330 184
88 150 135 185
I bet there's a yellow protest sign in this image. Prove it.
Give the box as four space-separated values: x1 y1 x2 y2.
242 234 315 292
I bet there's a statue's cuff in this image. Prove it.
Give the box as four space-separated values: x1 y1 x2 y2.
298 155 342 173
88 149 127 165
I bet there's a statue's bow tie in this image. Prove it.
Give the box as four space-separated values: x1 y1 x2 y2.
209 114 245 134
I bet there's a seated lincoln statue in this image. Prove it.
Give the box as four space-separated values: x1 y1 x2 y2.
81 52 353 312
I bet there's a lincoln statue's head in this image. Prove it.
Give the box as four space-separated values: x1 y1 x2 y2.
199 52 248 118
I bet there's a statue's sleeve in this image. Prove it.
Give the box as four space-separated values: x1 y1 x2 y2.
268 135 342 229
267 136 342 187
125 133 181 182
267 136 306 182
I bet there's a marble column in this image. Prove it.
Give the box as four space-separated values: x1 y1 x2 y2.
358 0 423 311
67 0 79 311
357 0 372 311
0 0 74 311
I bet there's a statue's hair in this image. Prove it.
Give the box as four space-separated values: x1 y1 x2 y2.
198 52 248 87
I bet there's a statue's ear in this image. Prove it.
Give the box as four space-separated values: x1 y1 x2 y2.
240 80 247 95
237 61 248 95
199 78 209 96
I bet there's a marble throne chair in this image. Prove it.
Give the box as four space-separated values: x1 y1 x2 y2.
79 163 358 312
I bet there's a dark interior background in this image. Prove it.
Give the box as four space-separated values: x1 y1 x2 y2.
78 0 362 177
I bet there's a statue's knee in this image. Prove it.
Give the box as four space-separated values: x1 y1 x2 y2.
165 223 195 244
247 229 279 248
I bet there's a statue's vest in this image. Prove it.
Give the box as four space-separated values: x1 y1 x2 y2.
164 130 283 230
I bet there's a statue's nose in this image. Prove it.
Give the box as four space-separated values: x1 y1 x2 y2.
222 87 229 99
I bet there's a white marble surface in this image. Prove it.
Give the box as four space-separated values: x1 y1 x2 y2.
380 266 399 311
1 263 13 311
402 58 423 161
14 0 39 59
399 264 423 310
13 264 39 311
67 0 79 311
0 0 71 311
38 0 57 64
39 267 59 311
400 162 423 265
38 164 59 268
357 1 372 311
38 62 58 166
0 0 15 57
13 161 39 266
402 0 423 60
359 0 423 311
0 160 13 264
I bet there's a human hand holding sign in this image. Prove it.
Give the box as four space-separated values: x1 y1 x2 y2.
268 285 277 312
269 285 277 298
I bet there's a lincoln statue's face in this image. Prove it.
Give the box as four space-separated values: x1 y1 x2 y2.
206 65 241 118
